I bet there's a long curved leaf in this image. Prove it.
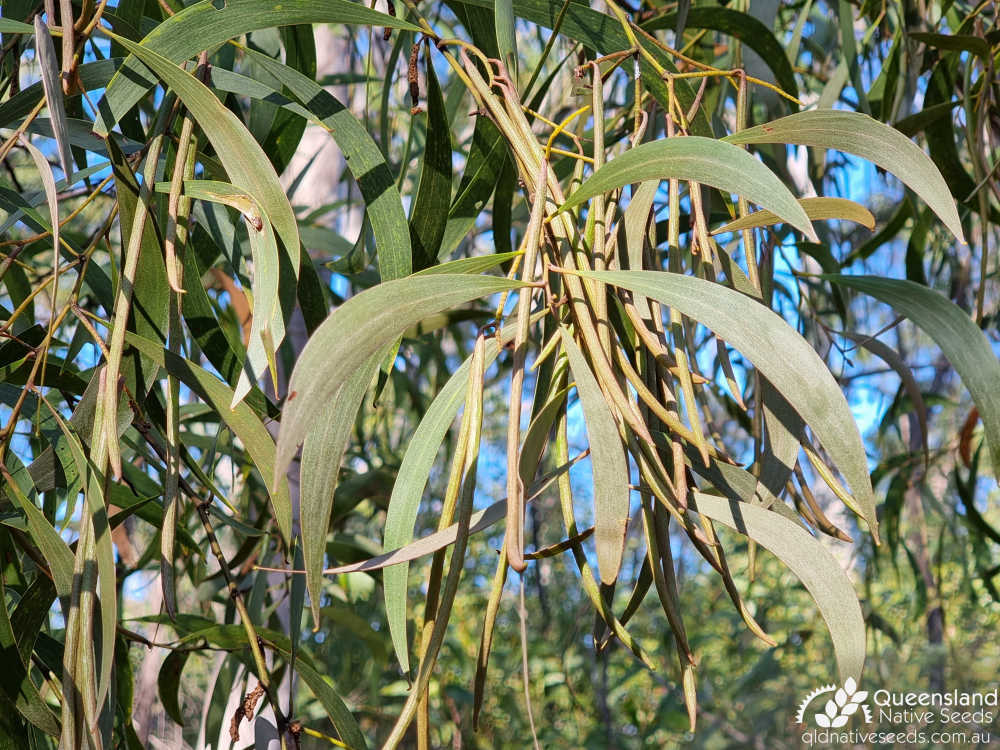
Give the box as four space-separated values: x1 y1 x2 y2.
712 197 875 235
0 567 60 737
276 275 523 482
48 406 118 716
32 17 72 178
294 658 369 750
3 479 74 611
300 353 380 627
441 116 509 256
691 493 865 682
561 137 818 242
381 354 480 674
381 310 532 672
94 0 419 134
581 270 878 540
825 276 1000 478
157 651 188 727
724 110 966 243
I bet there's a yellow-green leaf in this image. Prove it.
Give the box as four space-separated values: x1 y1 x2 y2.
712 197 875 235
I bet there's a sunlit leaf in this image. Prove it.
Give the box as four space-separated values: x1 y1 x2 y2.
98 30 300 294
712 197 875 234
561 138 818 242
276 275 523 482
32 17 72 177
724 110 965 243
560 329 630 585
234 45 412 284
94 0 419 134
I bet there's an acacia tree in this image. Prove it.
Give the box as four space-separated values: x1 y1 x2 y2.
0 0 997 748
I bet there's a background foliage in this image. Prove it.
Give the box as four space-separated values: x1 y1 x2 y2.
0 0 998 748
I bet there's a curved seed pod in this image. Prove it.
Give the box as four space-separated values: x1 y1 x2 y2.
505 158 549 573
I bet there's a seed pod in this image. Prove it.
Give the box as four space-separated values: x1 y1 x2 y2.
408 42 421 113
383 0 394 41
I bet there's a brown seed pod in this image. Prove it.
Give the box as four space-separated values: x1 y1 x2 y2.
408 42 421 109
383 0 395 41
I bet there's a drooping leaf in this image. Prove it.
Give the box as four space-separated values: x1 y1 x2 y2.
518 386 570 488
178 235 256 395
825 276 1000 479
107 136 171 394
580 270 879 540
45 402 117 715
441 116 510 256
275 275 523 481
836 0 870 114
31 17 72 177
300 352 380 627
3 481 74 611
560 329 630 585
294 657 369 749
0 573 60 736
157 651 188 726
158 179 289 405
561 138 818 242
16 139 60 277
382 356 475 675
691 493 865 682
712 197 875 235
381 315 530 673
724 110 965 243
